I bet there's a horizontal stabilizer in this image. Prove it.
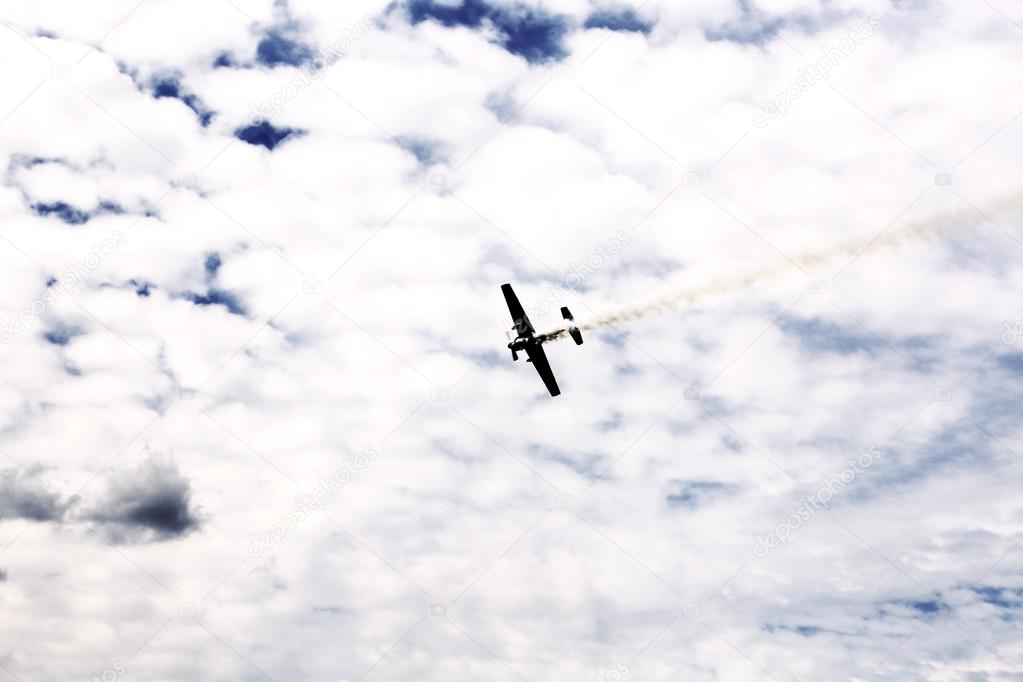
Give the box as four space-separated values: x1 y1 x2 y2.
561 307 583 345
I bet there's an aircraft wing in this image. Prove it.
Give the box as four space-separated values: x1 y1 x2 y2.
501 283 534 337
526 344 561 397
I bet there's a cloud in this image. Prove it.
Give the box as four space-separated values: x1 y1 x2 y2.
84 455 200 544
1 0 1022 678
0 468 64 522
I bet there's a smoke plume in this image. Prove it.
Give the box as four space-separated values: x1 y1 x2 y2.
539 193 1022 342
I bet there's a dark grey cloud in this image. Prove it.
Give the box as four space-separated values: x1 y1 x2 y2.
0 468 64 522
86 456 200 544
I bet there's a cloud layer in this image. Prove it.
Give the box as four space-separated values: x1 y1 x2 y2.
1 0 1022 680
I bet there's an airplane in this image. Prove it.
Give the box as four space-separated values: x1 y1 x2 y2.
501 283 583 397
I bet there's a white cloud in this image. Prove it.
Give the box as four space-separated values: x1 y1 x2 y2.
1 0 1023 679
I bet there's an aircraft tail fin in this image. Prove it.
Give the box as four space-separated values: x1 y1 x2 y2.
561 307 583 346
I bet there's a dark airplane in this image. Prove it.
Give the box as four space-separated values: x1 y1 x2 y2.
501 283 583 397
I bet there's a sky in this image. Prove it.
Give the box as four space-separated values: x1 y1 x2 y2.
1 0 1023 680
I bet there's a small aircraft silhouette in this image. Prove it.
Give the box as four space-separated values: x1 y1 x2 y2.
501 283 583 397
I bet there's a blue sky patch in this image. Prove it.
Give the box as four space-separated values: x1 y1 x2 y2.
183 289 246 316
97 200 125 214
706 16 785 45
528 444 603 478
256 28 314 67
998 353 1023 374
763 623 825 637
666 480 734 508
779 316 880 356
44 325 83 346
33 202 90 225
885 597 951 617
213 52 236 68
11 155 64 169
971 585 1023 609
235 121 305 150
204 252 223 280
705 0 790 46
904 598 949 615
151 74 215 127
599 329 628 349
596 412 622 432
584 8 653 34
128 279 153 297
31 199 132 225
396 136 443 165
405 0 569 64
704 0 835 46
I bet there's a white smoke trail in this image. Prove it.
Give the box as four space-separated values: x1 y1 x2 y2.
539 193 1023 342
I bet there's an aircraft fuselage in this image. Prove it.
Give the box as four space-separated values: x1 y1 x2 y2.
507 334 540 362
500 283 582 397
